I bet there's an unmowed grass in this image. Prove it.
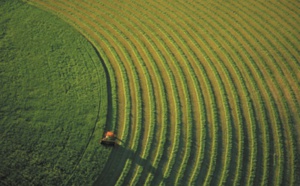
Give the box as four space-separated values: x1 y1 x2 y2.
0 0 109 185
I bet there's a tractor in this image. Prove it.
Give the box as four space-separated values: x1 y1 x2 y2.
100 131 117 147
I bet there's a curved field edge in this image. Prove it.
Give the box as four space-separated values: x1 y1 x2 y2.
0 1 110 185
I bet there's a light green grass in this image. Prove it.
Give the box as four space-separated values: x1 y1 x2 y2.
0 0 110 185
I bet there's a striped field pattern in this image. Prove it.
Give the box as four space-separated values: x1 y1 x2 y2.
27 1 300 185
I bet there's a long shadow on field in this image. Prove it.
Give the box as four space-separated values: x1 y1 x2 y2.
89 41 163 185
94 144 163 185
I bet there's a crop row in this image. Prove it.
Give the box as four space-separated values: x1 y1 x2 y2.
204 1 286 185
167 2 245 185
110 2 188 185
241 1 300 112
89 1 183 185
240 2 297 184
132 4 210 186
63 1 159 185
178 1 288 185
211 2 288 185
204 5 275 185
135 3 197 185
102 1 210 185
221 2 297 184
193 3 270 185
150 1 237 185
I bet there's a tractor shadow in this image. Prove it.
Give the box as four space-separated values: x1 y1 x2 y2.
94 143 164 185
115 145 164 183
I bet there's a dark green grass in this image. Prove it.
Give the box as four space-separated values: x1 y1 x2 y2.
0 0 110 185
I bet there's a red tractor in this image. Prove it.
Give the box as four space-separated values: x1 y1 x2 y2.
100 131 117 147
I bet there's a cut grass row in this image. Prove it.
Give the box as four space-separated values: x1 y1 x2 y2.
97 2 182 185
178 1 290 185
243 1 300 112
221 2 297 184
203 2 278 185
80 2 158 184
103 2 187 185
237 2 298 184
154 2 230 183
209 1 298 185
141 1 237 185
94 0 209 185
170 2 245 185
134 2 195 185
192 3 268 185
62 0 176 185
130 2 205 185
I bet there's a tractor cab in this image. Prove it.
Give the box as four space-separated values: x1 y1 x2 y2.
100 131 117 147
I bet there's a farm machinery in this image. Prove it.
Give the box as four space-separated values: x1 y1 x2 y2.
100 131 117 147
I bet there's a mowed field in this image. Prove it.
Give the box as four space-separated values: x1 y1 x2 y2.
3 0 300 185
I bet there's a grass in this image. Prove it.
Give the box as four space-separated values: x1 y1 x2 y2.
0 0 109 185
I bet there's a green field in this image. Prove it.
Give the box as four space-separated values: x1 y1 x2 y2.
0 1 109 185
1 0 300 185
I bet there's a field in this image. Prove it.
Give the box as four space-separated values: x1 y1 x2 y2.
0 1 109 185
1 0 300 185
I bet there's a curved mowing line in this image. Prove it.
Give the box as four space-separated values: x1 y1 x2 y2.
188 1 278 185
203 4 276 185
199 2 271 185
225 2 296 185
142 2 199 185
150 3 209 185
78 1 158 184
202 4 271 185
244 1 300 109
134 2 223 184
234 2 297 184
246 0 300 117
104 8 169 185
159 4 220 186
282 1 300 22
154 1 221 185
121 3 184 185
164 1 234 185
104 2 180 185
169 2 245 185
149 2 233 185
94 2 172 185
102 4 175 183
212 2 290 185
206 2 278 185
99 0 182 185
176 2 242 185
